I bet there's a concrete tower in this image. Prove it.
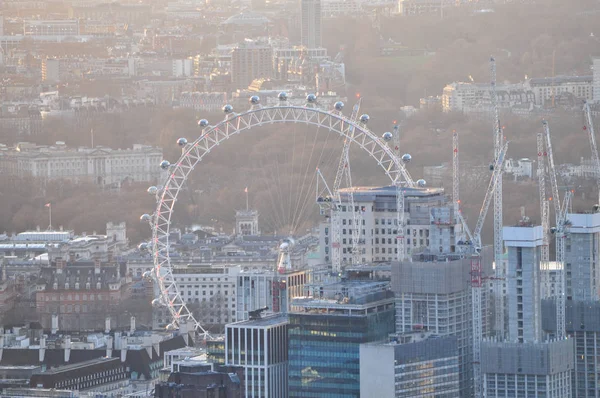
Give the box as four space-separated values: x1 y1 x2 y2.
300 0 321 48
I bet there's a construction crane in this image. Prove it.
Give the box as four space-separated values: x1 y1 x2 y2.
453 130 460 219
583 100 600 202
490 56 505 339
542 119 570 338
551 189 572 339
457 140 509 398
392 122 407 261
537 132 551 298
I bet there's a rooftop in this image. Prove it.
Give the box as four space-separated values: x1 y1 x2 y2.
338 185 444 197
227 314 288 328
41 357 118 375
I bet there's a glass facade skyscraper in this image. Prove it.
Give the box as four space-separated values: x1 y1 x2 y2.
288 281 395 397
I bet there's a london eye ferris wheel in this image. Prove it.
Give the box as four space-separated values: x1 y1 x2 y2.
139 93 415 338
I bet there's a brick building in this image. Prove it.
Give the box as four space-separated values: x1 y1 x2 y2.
35 256 132 330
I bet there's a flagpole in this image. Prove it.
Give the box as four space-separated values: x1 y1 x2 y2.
246 189 249 211
48 204 52 230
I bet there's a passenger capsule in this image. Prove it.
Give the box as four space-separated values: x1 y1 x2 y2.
223 104 233 114
151 298 163 308
417 179 427 187
382 132 393 141
142 270 152 279
306 94 317 103
334 101 344 111
198 119 209 127
278 92 288 101
166 323 177 331
402 154 412 163
176 137 187 147
147 186 158 195
140 214 151 222
249 95 260 105
138 242 148 251
160 160 170 170
360 114 370 124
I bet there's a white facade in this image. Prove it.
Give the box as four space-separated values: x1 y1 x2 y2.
24 20 79 36
526 75 593 106
172 59 193 77
0 142 163 187
504 158 533 180
225 315 288 398
322 0 360 17
179 92 227 112
503 225 544 343
172 266 238 326
318 186 460 266
442 81 533 113
149 264 308 327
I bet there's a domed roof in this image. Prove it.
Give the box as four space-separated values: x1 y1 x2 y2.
222 11 270 26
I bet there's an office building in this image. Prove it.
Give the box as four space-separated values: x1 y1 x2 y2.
360 332 460 397
543 300 600 398
155 369 243 398
288 280 395 397
481 339 574 397
171 266 239 327
300 0 322 48
392 252 491 396
504 225 544 342
41 58 60 83
318 185 461 268
481 224 573 397
35 256 132 331
564 212 600 301
527 75 593 106
231 40 273 89
225 313 289 398
23 20 79 37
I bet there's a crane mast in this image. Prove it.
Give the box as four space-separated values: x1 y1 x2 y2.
537 132 551 297
469 141 509 398
542 119 569 338
453 130 460 222
328 100 362 269
542 121 561 218
583 101 600 202
393 123 407 261
490 56 505 339
553 190 572 339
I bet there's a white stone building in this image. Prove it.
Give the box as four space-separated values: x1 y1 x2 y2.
504 157 533 180
318 185 461 266
0 142 163 187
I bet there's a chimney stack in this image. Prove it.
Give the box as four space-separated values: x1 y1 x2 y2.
106 335 113 358
64 336 71 363
51 314 59 334
94 256 101 274
105 317 111 334
120 335 128 362
130 316 136 335
69 252 75 263
39 335 46 362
